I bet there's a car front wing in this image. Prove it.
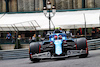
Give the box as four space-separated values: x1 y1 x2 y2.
31 50 87 59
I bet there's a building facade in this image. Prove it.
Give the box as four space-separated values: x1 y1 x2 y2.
0 0 100 13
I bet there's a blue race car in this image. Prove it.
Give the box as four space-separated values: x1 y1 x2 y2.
29 30 88 62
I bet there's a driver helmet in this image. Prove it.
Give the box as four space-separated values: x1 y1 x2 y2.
54 27 62 33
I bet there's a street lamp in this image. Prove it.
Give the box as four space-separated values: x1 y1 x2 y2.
43 0 56 30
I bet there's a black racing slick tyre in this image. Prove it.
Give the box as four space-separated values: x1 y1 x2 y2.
74 38 86 50
29 42 41 62
74 38 88 58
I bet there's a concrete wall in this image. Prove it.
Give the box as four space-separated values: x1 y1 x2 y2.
77 0 82 9
87 0 94 8
55 0 82 9
0 44 29 50
9 0 17 12
0 0 6 12
0 0 2 12
67 0 73 9
95 0 100 8
1 44 15 50
0 0 17 12
17 0 43 12
0 0 98 12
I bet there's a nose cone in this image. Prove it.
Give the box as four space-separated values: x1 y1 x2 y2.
54 40 63 55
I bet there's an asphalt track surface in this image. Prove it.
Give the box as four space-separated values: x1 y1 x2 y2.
0 50 100 67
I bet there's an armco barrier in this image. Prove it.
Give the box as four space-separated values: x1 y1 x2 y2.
0 49 29 60
87 38 100 50
0 39 100 60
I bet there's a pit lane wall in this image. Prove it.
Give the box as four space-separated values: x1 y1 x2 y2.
0 39 100 60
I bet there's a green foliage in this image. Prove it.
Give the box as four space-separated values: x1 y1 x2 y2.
14 39 21 49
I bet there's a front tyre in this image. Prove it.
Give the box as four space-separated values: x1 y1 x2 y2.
29 42 41 62
74 38 88 58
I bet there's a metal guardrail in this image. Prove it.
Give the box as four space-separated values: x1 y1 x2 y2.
0 39 100 60
87 38 100 50
0 49 29 60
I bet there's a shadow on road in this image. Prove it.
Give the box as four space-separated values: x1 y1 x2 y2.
28 56 90 64
28 50 100 64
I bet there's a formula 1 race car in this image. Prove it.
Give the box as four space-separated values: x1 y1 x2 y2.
29 30 88 62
